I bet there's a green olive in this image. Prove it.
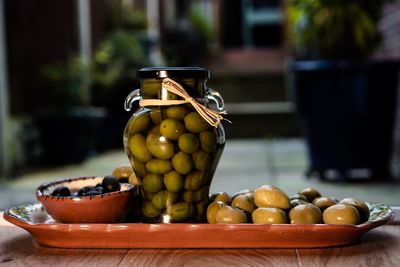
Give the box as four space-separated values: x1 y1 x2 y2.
192 150 212 171
172 151 194 174
129 134 153 163
151 190 169 210
145 159 172 174
215 206 247 224
150 109 163 125
231 194 255 213
339 198 370 223
196 200 208 220
183 187 208 203
129 112 150 134
163 171 184 192
148 125 161 135
231 189 253 200
298 187 321 202
151 190 179 210
112 164 133 181
290 198 309 208
199 131 216 153
289 194 309 202
210 192 232 204
166 106 189 120
323 204 360 225
252 207 287 224
313 197 337 212
142 201 160 218
146 133 175 159
142 79 161 97
141 173 163 193
132 158 148 178
160 118 185 140
184 112 210 133
184 171 206 191
207 201 227 223
253 185 290 209
169 202 194 222
178 133 200 154
289 203 322 224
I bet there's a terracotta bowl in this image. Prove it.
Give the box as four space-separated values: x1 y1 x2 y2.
36 176 137 223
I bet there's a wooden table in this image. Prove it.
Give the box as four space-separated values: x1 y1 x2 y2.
1 210 399 267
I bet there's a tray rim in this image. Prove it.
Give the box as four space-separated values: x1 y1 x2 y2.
3 202 395 249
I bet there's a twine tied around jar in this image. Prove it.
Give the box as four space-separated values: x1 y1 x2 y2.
139 78 229 128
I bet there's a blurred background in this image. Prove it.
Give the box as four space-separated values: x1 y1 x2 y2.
1 0 400 209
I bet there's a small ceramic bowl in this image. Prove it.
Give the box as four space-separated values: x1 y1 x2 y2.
36 176 137 223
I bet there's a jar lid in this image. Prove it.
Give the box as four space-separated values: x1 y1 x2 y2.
137 67 210 79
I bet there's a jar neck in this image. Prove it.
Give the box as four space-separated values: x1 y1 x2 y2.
141 78 206 100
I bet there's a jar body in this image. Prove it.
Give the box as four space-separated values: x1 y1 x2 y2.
123 72 225 223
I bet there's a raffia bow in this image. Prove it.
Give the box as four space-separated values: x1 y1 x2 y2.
139 78 228 128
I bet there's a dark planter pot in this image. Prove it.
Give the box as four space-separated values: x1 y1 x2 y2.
290 60 400 181
34 107 107 166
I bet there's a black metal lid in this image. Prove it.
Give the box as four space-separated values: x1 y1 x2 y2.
137 67 210 79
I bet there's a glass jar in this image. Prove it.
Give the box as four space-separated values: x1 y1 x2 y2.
123 67 226 223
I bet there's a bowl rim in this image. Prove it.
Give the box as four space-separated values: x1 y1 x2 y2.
36 176 136 200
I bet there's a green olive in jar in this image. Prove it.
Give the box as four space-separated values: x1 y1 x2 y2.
150 109 162 125
146 159 172 174
172 151 194 174
313 197 337 212
166 106 189 120
146 133 175 160
129 134 153 163
254 185 290 209
142 201 160 218
152 190 179 210
215 206 247 224
298 187 321 202
192 150 212 171
142 173 164 193
183 187 207 203
323 204 360 225
207 201 227 223
231 194 255 214
160 118 186 140
339 198 370 223
199 131 216 153
184 171 206 191
132 158 148 178
169 202 194 222
184 112 210 133
129 112 150 134
178 133 200 154
252 207 287 224
289 203 322 224
163 171 184 192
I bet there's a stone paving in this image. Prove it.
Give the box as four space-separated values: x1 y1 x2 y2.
1 138 400 211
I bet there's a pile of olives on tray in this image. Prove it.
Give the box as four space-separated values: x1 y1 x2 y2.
51 176 122 197
124 106 222 222
207 185 370 225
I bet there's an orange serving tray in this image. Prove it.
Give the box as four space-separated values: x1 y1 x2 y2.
4 203 394 249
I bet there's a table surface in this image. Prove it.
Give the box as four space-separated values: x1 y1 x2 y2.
1 209 399 267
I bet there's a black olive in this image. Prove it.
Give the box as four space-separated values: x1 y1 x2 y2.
95 183 103 188
102 175 120 193
78 186 95 196
51 186 71 197
85 190 102 196
94 186 104 194
119 178 129 183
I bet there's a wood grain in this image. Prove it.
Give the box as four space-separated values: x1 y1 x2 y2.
1 212 399 267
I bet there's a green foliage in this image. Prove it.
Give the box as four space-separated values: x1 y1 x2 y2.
40 57 90 111
287 0 392 60
91 30 147 89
